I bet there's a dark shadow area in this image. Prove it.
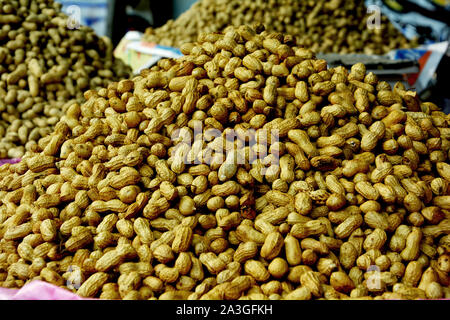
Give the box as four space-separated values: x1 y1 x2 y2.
110 0 173 46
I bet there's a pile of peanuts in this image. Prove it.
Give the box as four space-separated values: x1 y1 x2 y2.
0 24 449 300
144 0 416 54
0 0 131 159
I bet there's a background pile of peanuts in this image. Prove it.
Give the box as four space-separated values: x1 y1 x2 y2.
0 0 131 159
144 0 417 54
0 24 449 300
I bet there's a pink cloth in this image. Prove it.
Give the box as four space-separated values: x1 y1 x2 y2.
0 158 21 166
0 280 92 300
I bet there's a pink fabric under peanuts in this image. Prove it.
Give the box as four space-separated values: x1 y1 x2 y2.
0 158 21 166
0 280 93 300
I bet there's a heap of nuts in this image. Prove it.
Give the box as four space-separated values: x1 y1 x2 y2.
0 24 449 300
0 0 131 159
144 0 416 54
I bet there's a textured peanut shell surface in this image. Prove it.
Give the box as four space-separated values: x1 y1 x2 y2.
0 24 448 300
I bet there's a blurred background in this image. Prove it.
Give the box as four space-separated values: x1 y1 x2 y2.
54 0 196 44
54 0 449 45
54 0 450 111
